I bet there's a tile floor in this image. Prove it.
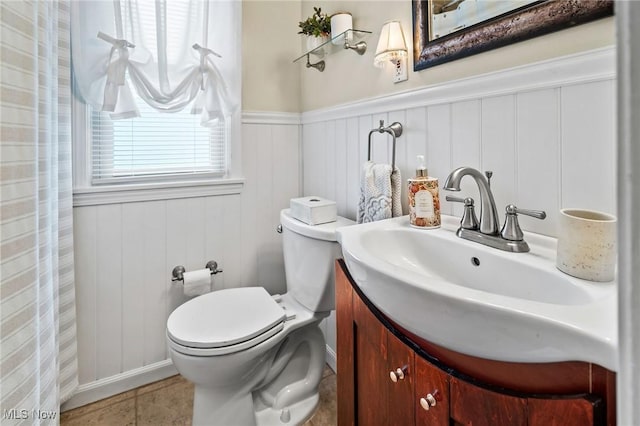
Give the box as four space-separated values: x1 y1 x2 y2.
60 366 337 426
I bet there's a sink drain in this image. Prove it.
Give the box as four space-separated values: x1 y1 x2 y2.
471 257 481 266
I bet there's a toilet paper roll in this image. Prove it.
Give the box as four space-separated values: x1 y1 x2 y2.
183 269 212 297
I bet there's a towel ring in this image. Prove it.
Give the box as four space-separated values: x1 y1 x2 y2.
367 120 403 170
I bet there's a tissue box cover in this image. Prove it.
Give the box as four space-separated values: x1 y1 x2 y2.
290 196 337 225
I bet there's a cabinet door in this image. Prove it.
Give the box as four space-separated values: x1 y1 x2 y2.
450 377 527 426
387 331 415 425
353 287 389 425
528 397 605 426
336 261 355 426
415 355 449 426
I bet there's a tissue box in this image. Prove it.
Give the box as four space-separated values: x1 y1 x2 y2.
290 196 337 225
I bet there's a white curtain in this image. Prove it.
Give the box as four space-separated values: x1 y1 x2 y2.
0 0 79 417
71 0 236 125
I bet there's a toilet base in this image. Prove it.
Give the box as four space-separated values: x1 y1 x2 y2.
255 392 319 425
192 388 256 425
190 381 321 426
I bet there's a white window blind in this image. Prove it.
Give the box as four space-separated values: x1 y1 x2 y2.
90 93 227 184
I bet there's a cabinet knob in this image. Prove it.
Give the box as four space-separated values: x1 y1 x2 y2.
419 390 440 411
389 366 408 382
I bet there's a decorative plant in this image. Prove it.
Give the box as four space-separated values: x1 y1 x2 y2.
298 7 331 37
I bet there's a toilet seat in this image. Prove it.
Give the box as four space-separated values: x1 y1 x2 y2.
167 287 286 356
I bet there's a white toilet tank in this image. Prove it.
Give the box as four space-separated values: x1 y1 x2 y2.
280 209 354 313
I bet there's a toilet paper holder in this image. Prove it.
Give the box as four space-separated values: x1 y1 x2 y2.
171 261 223 282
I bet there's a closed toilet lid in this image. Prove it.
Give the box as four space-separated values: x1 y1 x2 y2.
167 287 286 349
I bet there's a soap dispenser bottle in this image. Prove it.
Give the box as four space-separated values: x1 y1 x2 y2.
408 155 441 228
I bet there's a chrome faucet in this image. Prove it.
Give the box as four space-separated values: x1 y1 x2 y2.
443 167 546 253
443 167 500 235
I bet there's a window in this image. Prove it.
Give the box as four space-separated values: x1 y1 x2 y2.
90 88 228 185
70 0 242 202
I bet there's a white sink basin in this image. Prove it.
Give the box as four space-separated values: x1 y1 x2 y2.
337 215 618 371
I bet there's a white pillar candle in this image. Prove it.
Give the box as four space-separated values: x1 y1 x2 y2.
331 12 353 45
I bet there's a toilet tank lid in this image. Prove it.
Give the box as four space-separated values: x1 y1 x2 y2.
280 209 355 242
167 287 285 349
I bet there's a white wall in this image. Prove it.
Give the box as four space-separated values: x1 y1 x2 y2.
66 116 301 409
303 47 616 355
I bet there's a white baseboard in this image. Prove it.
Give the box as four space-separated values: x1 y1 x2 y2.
61 360 178 412
325 345 337 374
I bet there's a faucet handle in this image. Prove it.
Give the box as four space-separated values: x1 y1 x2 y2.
445 195 466 204
446 196 479 230
506 205 546 219
500 204 546 241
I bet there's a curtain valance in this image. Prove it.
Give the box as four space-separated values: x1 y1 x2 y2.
71 0 236 126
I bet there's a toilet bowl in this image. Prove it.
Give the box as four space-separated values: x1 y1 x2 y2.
167 208 354 425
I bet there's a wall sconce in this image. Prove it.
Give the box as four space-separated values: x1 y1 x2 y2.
374 20 408 83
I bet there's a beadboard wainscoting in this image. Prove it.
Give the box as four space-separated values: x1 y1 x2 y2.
302 46 617 238
303 47 616 362
65 113 302 410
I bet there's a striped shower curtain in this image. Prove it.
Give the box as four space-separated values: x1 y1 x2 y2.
0 0 78 418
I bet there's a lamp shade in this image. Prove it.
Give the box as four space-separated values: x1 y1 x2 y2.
374 20 407 68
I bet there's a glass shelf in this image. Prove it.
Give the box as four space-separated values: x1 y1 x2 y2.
293 29 372 63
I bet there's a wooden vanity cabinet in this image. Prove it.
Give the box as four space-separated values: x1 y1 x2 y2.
336 260 614 426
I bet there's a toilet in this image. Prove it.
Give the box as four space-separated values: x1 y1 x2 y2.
166 208 354 425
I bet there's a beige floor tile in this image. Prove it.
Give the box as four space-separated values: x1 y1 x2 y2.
61 397 136 426
61 390 136 423
136 375 190 397
136 377 194 426
322 365 335 379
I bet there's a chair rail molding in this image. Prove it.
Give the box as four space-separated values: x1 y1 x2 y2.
301 46 615 124
242 111 302 125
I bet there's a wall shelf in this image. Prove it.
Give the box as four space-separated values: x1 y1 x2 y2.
294 29 371 72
